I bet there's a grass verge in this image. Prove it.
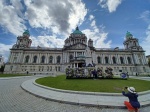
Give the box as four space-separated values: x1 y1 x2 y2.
36 75 150 93
0 74 31 77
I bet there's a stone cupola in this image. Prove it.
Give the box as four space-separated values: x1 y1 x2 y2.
64 26 87 47
124 31 143 51
12 30 32 49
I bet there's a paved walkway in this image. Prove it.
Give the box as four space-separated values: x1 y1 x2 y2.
0 76 150 112
21 76 150 108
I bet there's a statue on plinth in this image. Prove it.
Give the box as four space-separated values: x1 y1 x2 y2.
84 46 93 67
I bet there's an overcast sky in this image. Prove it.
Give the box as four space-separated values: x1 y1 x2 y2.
0 0 150 62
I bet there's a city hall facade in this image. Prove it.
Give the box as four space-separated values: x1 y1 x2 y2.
4 27 150 75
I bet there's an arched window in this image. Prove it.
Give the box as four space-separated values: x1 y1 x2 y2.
105 57 109 64
13 57 17 63
139 58 142 64
127 57 131 64
25 55 29 63
97 56 101 64
41 56 45 63
33 56 37 63
47 66 49 71
49 56 53 63
134 41 136 46
138 55 142 64
112 57 116 64
120 57 124 64
57 56 61 63
69 55 73 62
143 67 146 72
126 43 128 49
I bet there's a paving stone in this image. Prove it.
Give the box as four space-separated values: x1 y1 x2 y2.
0 76 150 112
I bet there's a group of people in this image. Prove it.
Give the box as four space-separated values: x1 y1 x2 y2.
92 67 113 79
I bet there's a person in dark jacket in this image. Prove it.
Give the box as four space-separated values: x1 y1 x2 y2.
122 87 140 112
92 69 97 79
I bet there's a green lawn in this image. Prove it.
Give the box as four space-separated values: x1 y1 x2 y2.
36 75 150 93
0 74 31 77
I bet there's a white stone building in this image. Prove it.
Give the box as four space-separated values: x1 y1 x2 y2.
4 27 150 75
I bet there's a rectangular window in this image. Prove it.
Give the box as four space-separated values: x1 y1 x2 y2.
58 67 60 71
55 67 57 71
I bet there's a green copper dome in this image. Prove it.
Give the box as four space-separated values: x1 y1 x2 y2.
126 31 133 39
72 26 83 34
23 30 30 36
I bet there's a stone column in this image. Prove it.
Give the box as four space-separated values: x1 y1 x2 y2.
62 52 64 64
116 54 119 64
74 52 75 58
45 53 48 64
18 52 21 63
48 53 49 63
143 55 148 64
75 52 76 57
142 55 147 64
12 52 15 63
66 51 69 63
8 52 12 63
134 54 138 64
109 55 111 64
93 51 96 63
124 55 128 64
141 55 145 65
22 54 26 63
38 53 41 63
10 52 13 63
29 53 33 63
110 55 113 64
54 55 57 64
67 52 69 63
18 52 23 63
130 55 133 64
137 55 140 64
63 52 66 63
65 52 67 63
127 55 130 64
102 54 104 64
74 63 75 68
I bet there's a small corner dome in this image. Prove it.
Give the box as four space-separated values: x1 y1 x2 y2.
72 26 83 34
23 30 30 36
126 31 133 39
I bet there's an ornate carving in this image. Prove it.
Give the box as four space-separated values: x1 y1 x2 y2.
68 43 86 50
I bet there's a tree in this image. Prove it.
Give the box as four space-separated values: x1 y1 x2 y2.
0 65 5 73
148 58 150 67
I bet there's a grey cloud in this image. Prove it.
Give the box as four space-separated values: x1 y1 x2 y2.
0 5 26 35
25 7 37 22
10 0 24 18
24 0 86 34
32 0 45 8
0 0 26 36
47 0 73 33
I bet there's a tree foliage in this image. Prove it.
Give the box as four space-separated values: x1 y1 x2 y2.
148 58 150 67
0 65 5 72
